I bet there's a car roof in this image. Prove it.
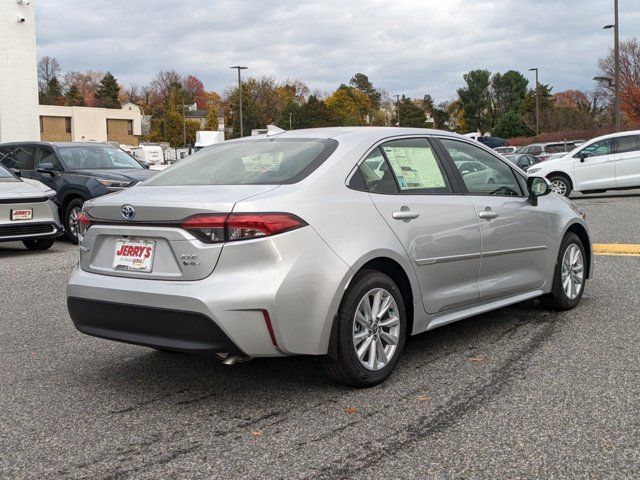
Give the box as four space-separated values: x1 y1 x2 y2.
0 140 115 148
234 126 469 144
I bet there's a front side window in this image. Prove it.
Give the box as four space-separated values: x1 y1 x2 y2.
58 146 143 170
35 147 62 171
146 139 337 186
380 138 451 193
440 138 523 197
576 138 612 158
0 164 16 179
614 135 640 154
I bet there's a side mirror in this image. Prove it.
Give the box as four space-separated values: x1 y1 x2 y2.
36 163 56 175
10 168 21 177
527 176 551 206
577 152 589 163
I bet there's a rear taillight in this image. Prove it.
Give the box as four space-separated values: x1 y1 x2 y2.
181 214 226 243
77 211 92 238
181 213 306 243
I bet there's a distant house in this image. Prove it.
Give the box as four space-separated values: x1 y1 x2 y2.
38 103 142 145
185 109 226 132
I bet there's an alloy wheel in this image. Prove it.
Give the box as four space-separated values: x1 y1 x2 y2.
552 179 568 196
561 243 584 299
352 288 400 371
68 207 81 238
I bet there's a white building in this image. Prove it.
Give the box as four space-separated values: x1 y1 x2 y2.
0 0 40 143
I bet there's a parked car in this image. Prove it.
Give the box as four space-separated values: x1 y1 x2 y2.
504 153 541 171
527 130 640 196
494 146 517 154
519 141 584 161
0 163 63 250
67 127 592 387
0 142 157 243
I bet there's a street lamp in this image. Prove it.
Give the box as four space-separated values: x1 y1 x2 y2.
230 66 248 137
593 76 614 88
603 0 620 132
528 68 539 136
394 94 401 127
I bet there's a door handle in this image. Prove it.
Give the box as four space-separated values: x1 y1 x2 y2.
478 209 499 220
392 209 420 221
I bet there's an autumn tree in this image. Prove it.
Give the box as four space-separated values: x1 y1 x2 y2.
95 72 121 108
183 75 208 110
326 85 372 125
63 71 104 107
597 37 640 123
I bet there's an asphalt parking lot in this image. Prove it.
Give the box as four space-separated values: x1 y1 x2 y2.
1 193 639 479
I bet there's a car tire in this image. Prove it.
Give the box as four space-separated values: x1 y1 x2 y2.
548 175 572 197
22 238 55 251
324 269 407 387
541 232 586 310
64 198 85 244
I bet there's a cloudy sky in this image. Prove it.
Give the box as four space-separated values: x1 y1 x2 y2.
36 0 639 102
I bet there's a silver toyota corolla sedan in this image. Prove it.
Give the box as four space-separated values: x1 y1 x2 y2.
0 164 63 250
67 127 592 386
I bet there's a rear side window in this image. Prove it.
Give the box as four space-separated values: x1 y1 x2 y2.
528 146 542 155
0 145 35 170
146 139 338 186
614 135 640 154
380 138 451 193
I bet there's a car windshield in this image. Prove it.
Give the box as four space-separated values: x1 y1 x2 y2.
146 138 338 186
58 146 142 170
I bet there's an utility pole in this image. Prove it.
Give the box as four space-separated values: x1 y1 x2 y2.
289 112 292 130
604 1 621 131
230 66 248 137
528 68 539 136
394 94 401 127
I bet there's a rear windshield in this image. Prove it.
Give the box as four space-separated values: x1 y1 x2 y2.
58 146 143 170
145 138 338 186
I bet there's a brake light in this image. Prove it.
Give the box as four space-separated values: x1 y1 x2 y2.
181 213 306 243
77 211 92 238
181 214 227 243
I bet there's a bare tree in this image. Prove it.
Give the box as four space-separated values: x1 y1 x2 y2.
37 56 60 90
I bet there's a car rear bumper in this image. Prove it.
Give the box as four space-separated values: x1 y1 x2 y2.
67 297 243 353
66 227 352 357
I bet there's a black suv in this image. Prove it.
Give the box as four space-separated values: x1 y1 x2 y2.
0 142 157 243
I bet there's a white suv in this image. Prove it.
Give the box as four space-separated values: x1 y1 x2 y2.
528 130 640 196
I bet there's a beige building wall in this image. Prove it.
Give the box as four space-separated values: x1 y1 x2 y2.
38 104 142 145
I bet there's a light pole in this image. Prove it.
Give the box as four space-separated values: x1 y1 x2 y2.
604 0 621 132
230 66 248 137
528 68 539 136
394 94 401 127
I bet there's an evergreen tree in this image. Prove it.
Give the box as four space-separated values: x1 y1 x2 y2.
95 71 121 108
65 85 85 106
277 100 301 130
298 95 340 128
350 73 382 111
395 96 426 128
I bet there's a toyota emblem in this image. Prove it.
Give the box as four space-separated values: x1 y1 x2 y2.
121 205 136 220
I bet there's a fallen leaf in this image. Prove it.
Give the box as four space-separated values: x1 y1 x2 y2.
417 396 431 401
469 356 485 363
250 431 262 437
344 407 359 414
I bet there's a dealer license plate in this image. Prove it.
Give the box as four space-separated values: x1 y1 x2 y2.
113 239 155 272
11 209 32 220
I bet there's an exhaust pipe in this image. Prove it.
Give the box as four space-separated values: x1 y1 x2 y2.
215 353 252 365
